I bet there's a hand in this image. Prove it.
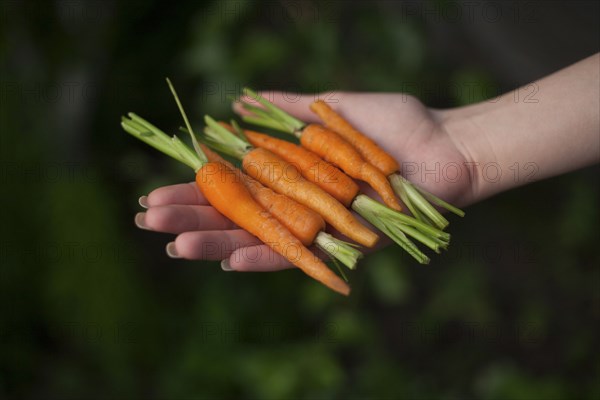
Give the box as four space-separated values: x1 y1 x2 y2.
136 91 476 271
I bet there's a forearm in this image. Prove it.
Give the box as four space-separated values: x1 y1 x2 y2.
440 53 599 202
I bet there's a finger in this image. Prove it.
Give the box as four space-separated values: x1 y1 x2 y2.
138 205 237 234
173 230 262 260
146 182 207 207
233 90 346 124
225 244 295 271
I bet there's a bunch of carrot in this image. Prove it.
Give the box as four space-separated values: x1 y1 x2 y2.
239 89 464 228
120 80 464 296
200 118 449 264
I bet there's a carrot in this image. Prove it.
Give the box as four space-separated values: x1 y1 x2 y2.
200 143 325 246
235 129 360 207
121 113 352 295
310 100 399 176
301 124 402 211
203 117 380 248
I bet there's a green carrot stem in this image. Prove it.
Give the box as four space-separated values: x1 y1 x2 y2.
393 177 426 223
203 116 251 159
328 257 348 282
230 119 249 143
128 113 175 149
354 195 449 241
414 185 466 217
397 223 446 253
351 196 430 264
378 217 430 265
242 88 305 132
121 115 202 171
389 174 449 230
403 179 449 228
314 231 363 270
171 136 204 172
241 115 290 132
241 102 282 123
166 78 208 164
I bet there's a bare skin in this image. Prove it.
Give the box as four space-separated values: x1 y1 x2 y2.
135 53 599 271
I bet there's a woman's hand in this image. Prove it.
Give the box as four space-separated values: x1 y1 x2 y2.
135 91 475 271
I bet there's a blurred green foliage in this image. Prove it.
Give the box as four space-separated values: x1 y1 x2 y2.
1 1 598 399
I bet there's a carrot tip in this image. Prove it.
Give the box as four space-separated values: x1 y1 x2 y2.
334 282 351 296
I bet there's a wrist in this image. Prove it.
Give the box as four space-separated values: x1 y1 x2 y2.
435 108 499 205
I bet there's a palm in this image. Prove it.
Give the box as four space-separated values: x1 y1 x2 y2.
316 93 473 207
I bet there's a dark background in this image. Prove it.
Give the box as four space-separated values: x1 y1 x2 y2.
1 1 599 398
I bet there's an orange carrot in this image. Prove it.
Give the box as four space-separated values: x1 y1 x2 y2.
310 100 399 176
241 147 379 248
197 161 350 295
200 143 325 246
300 124 402 211
237 129 360 207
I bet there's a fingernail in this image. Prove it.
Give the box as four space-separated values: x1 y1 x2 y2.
166 242 181 258
138 195 149 209
135 212 149 230
221 259 234 271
